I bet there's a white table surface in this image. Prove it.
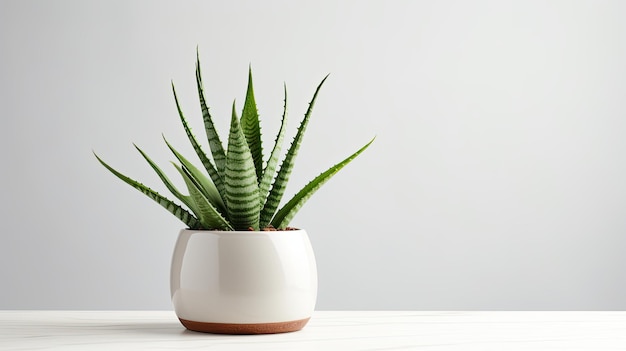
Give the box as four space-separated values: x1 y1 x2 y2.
1 311 625 350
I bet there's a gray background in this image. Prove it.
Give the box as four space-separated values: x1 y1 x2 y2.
1 0 625 310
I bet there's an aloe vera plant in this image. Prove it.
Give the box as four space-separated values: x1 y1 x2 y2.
94 55 374 231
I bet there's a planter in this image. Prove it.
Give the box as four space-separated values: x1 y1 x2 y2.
170 229 318 334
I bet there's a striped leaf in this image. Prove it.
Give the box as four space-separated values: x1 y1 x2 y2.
225 101 260 230
173 164 233 230
133 144 197 214
271 137 375 228
260 75 328 226
258 84 288 227
93 152 200 229
171 82 226 197
240 66 264 182
162 136 226 215
196 52 227 179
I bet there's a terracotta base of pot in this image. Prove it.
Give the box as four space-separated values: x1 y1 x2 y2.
179 317 310 334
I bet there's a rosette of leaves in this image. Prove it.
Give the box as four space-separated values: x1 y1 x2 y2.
94 55 374 231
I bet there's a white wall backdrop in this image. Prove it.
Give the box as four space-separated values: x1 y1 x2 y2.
1 0 626 310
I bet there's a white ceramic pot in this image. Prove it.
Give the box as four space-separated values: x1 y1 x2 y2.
170 229 318 334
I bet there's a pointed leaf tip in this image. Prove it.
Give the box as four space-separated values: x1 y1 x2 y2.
270 136 375 228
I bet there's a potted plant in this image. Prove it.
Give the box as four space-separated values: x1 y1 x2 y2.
94 52 374 334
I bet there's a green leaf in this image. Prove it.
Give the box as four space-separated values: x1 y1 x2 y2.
260 75 329 226
225 101 260 230
195 51 227 179
173 164 233 230
171 82 226 197
133 144 197 214
162 136 226 215
270 137 375 229
258 84 288 227
93 151 200 229
240 66 264 182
